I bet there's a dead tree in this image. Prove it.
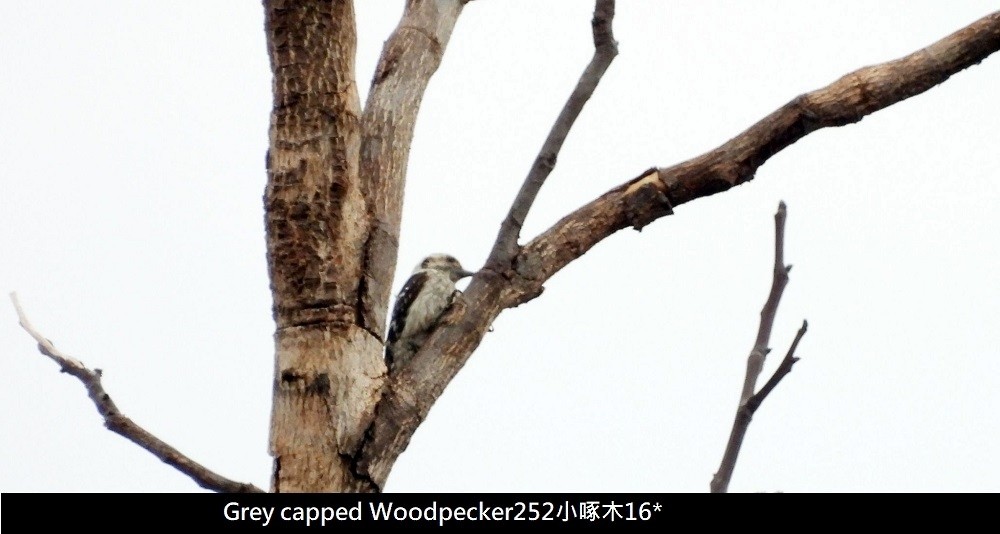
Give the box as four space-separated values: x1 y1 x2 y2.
13 2 1000 492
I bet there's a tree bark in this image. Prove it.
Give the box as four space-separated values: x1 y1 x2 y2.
358 0 467 340
264 0 381 493
264 0 466 492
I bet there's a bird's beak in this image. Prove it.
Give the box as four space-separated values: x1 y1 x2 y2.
458 269 475 279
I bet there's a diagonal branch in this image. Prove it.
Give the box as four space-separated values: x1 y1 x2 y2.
712 321 808 493
486 0 619 269
748 321 808 414
10 293 264 493
356 1 618 486
355 10 1000 488
709 202 802 494
510 10 1000 304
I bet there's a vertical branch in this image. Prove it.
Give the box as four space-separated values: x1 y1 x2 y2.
740 202 789 404
710 202 807 494
357 0 468 338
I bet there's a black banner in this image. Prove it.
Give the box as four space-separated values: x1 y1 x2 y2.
3 493 678 529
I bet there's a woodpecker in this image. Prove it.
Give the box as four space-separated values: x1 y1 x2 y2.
385 254 474 372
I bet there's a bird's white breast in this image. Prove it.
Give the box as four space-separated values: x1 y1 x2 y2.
398 271 456 339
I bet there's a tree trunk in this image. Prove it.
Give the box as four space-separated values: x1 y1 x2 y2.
264 0 382 493
263 0 465 492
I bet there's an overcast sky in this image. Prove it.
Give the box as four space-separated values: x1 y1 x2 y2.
2 1 998 493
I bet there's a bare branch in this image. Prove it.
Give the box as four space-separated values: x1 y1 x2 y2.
510 11 1000 305
709 202 805 494
355 0 617 487
748 321 808 414
357 0 469 336
354 11 1000 487
741 201 790 404
711 321 808 494
486 0 619 269
10 293 264 493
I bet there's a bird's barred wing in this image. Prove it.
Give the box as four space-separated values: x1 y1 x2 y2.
387 271 429 345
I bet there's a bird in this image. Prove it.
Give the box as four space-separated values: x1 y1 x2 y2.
385 254 474 372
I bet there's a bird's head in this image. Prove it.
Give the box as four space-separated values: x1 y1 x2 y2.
416 253 475 282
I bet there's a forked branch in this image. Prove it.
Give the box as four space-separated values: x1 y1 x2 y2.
355 10 1000 488
709 204 807 494
511 11 1000 299
10 293 263 493
711 321 807 494
358 0 620 486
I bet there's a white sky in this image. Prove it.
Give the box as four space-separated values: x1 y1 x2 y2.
2 1 998 493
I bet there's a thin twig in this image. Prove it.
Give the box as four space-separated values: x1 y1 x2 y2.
709 203 807 494
10 292 264 493
485 0 619 269
746 321 807 413
741 202 790 404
